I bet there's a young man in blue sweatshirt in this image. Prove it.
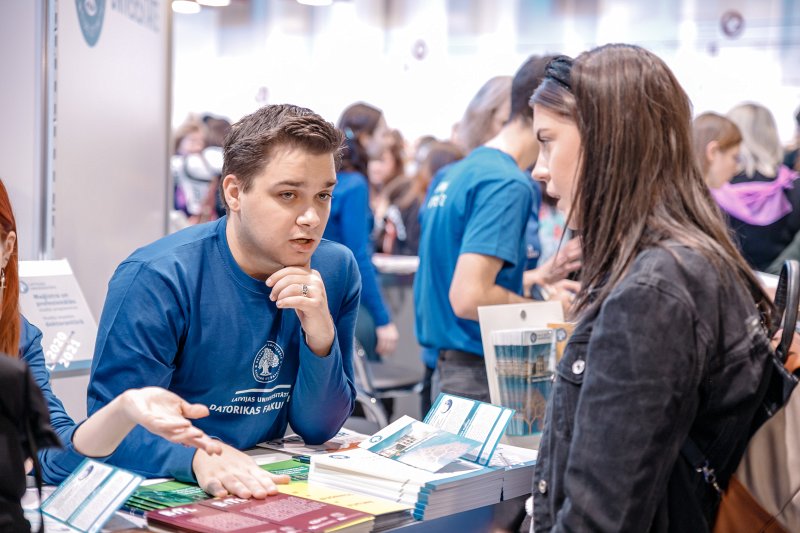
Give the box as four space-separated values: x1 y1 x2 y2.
87 104 360 499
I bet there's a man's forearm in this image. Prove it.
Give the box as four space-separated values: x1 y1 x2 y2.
452 284 530 321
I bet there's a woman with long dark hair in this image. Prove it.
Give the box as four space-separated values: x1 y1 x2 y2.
528 46 774 531
325 103 398 359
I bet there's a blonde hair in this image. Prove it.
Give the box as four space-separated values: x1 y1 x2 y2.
454 76 512 152
727 103 783 178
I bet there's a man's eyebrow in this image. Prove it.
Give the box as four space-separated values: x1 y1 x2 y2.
272 180 305 188
271 179 338 188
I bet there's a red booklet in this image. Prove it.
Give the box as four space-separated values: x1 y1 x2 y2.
146 493 374 532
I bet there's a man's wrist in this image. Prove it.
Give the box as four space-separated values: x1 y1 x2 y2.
305 335 334 356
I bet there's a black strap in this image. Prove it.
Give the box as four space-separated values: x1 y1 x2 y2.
681 437 722 494
681 260 800 494
22 369 45 533
772 260 800 363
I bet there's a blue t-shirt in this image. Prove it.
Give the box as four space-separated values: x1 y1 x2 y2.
524 179 543 271
20 315 86 484
323 171 390 326
88 217 360 481
414 147 533 356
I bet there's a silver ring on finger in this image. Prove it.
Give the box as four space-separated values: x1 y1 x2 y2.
301 283 309 297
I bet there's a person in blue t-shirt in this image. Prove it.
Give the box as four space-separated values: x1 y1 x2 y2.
414 55 578 403
324 102 398 361
87 105 360 499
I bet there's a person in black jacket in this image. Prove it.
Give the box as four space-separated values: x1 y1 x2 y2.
527 46 774 532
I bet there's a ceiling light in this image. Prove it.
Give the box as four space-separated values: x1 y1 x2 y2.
172 0 201 14
297 0 333 6
197 0 230 6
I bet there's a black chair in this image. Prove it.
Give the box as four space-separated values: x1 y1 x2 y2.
352 340 425 428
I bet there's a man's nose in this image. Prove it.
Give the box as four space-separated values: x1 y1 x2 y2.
298 206 320 227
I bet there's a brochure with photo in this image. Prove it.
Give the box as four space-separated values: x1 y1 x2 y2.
40 459 143 533
359 415 481 472
257 427 367 457
424 393 514 465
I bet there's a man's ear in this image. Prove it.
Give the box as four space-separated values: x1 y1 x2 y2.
222 174 241 212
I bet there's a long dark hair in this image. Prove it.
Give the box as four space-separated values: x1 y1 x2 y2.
534 45 772 321
338 102 383 176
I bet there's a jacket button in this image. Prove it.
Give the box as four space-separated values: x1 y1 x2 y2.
572 359 586 375
538 479 548 494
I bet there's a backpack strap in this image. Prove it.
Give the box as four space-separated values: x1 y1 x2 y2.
22 367 45 533
681 260 800 495
773 260 800 363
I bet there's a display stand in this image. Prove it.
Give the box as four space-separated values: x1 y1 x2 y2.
477 302 564 449
18 259 97 373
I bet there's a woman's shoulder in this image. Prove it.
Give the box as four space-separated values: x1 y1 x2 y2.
628 244 711 279
619 244 751 312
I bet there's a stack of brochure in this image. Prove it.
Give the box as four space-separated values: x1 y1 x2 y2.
310 447 505 521
489 443 539 500
262 459 413 532
311 395 518 521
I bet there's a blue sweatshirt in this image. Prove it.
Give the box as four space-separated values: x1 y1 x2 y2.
87 217 360 481
323 171 390 326
20 315 86 484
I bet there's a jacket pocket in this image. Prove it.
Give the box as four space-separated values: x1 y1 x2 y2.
551 333 590 440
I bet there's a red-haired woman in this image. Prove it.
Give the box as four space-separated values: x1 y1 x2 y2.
0 179 220 486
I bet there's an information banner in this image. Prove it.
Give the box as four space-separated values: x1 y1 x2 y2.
18 259 97 372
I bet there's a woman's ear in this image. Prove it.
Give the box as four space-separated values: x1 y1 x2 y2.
705 140 720 162
2 231 16 268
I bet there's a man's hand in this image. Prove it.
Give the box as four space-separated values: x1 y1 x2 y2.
523 238 582 292
192 442 290 499
376 322 399 356
121 387 222 456
267 267 335 356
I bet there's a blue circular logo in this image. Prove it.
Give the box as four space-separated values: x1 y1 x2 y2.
75 0 106 47
369 435 382 443
19 281 29 294
252 341 284 383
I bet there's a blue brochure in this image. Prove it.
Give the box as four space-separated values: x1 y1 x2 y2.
360 415 482 472
424 393 515 465
40 458 143 533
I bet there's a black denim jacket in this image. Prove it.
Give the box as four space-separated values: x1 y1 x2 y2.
532 245 772 532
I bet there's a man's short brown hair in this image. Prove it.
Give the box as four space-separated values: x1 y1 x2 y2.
220 104 344 210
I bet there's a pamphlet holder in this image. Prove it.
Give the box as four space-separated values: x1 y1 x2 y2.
477 302 563 449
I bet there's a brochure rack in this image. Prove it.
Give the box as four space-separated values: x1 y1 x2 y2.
477 302 564 449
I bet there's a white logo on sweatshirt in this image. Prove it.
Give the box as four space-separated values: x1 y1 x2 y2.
252 341 284 383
